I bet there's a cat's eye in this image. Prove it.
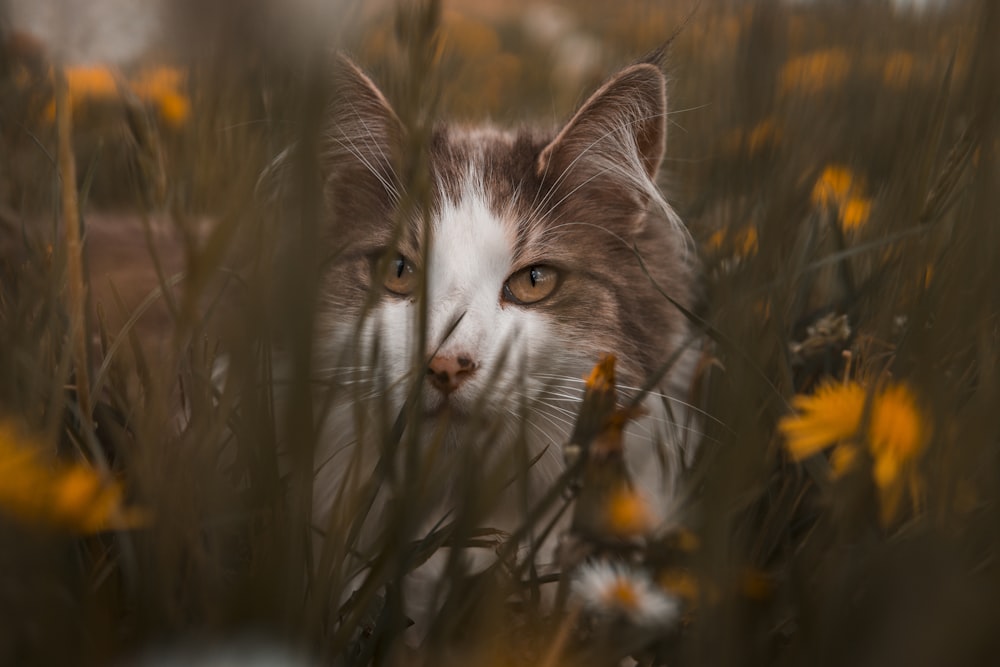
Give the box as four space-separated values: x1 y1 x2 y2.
383 254 417 297
503 265 559 305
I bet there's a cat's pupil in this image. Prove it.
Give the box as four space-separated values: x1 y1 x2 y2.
529 267 538 287
394 257 405 278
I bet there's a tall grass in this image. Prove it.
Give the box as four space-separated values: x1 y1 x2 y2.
1 0 998 664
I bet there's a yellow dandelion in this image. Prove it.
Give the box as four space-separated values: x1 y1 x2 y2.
604 485 656 537
706 225 759 259
840 196 872 231
66 65 119 99
129 66 185 100
867 383 926 522
41 64 190 127
130 66 191 127
42 64 119 120
0 420 146 533
811 165 858 208
829 442 860 478
810 165 872 232
156 91 190 127
584 353 617 392
779 380 928 524
779 381 865 461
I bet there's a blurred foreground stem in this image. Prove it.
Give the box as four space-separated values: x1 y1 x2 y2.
54 66 92 427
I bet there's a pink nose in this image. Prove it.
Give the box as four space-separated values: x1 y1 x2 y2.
427 354 477 395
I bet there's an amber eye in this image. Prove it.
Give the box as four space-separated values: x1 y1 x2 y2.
383 254 417 296
503 265 559 305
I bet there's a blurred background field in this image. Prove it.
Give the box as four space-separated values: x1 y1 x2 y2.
0 0 998 665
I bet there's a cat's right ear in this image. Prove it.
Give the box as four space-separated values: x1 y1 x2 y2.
323 56 405 211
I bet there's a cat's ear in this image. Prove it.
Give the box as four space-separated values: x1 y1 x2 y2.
538 62 667 189
323 56 404 211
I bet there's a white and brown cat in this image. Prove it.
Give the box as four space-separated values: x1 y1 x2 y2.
309 54 700 623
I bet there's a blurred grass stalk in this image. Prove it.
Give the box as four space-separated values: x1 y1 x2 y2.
53 64 92 427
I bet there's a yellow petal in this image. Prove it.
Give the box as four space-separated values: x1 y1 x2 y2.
779 382 865 460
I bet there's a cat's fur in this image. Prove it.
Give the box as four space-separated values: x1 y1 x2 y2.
309 55 700 621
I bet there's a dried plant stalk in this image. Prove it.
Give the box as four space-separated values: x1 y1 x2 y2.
54 66 92 426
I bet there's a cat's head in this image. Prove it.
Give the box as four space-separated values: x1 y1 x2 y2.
316 56 697 428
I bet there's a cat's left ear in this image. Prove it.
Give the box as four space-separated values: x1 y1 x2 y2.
538 63 667 186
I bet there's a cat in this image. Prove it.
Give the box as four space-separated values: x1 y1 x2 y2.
306 53 701 629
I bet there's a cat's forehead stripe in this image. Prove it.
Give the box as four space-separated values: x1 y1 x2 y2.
434 162 516 254
432 125 543 244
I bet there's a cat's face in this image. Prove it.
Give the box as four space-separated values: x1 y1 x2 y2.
316 58 696 436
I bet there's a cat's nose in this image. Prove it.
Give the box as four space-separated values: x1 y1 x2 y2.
427 354 477 395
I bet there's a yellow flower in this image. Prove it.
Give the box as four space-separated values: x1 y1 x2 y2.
0 420 146 533
42 64 119 120
779 381 928 524
811 165 856 208
779 381 865 460
156 91 190 127
868 383 926 522
131 66 190 127
810 165 872 232
706 225 759 259
840 196 872 232
829 442 860 478
41 64 190 127
584 353 617 392
604 486 656 537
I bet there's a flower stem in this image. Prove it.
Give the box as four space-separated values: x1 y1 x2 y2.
54 66 92 427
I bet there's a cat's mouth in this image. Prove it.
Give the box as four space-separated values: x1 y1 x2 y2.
422 394 484 422
423 399 468 421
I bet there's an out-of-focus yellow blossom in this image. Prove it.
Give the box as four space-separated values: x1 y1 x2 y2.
839 196 872 232
811 165 873 232
707 225 759 259
811 165 856 208
780 381 865 459
0 420 146 533
41 64 190 127
130 66 190 126
779 49 850 95
829 442 860 478
604 486 656 537
779 380 928 524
